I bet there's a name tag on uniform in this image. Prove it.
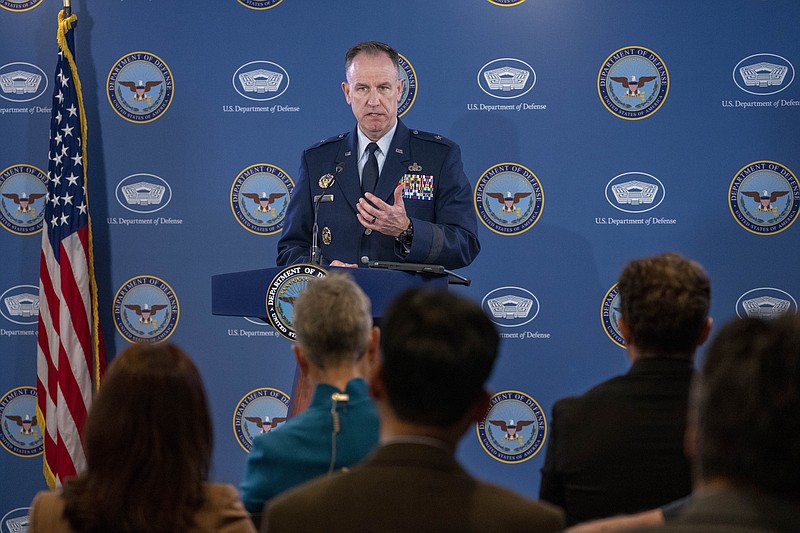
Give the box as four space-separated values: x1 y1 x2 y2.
400 174 434 201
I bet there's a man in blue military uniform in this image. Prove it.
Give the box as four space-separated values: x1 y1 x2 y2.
276 41 479 270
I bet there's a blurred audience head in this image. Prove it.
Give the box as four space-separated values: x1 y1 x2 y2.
292 272 373 370
63 342 212 532
378 287 499 427
694 314 800 498
617 252 711 358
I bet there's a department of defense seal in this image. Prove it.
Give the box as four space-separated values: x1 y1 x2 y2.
729 160 798 235
736 287 797 320
1 506 32 532
0 164 48 235
107 51 174 123
0 61 48 102
598 46 669 120
474 162 544 235
0 284 39 326
265 264 326 340
734 53 795 96
115 173 172 214
605 171 665 213
477 58 536 99
233 60 290 101
481 286 540 328
397 53 417 117
236 0 283 10
477 390 546 463
486 0 527 5
601 283 625 348
0 0 43 12
233 387 291 452
230 164 293 235
0 386 43 458
113 275 179 343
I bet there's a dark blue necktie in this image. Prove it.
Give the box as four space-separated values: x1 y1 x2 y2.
362 142 379 194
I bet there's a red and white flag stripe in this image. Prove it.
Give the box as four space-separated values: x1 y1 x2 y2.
37 10 105 489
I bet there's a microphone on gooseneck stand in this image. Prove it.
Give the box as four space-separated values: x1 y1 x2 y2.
309 162 344 265
310 193 334 265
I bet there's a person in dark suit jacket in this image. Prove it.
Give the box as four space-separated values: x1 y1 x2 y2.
276 41 479 270
625 314 800 533
539 252 713 526
262 288 564 533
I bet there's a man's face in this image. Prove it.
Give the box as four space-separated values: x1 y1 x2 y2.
342 52 404 141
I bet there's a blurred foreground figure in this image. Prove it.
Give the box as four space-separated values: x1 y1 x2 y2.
625 314 800 533
540 253 712 525
29 343 256 533
263 287 564 533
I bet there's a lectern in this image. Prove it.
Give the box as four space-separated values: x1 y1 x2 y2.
212 264 448 414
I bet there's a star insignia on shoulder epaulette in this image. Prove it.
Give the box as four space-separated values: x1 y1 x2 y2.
435 135 442 140
315 133 349 147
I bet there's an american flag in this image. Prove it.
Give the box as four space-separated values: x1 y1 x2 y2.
37 10 105 489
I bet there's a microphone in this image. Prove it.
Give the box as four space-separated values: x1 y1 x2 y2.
309 162 342 265
310 193 334 264
328 392 350 474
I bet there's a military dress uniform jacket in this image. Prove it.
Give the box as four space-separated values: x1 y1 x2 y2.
276 120 480 270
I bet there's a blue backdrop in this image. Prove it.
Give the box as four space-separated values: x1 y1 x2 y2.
2 0 799 518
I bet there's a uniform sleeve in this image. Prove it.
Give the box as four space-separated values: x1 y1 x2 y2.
276 151 314 266
403 142 480 269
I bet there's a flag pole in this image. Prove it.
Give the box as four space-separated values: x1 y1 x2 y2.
63 0 71 16
40 0 106 488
